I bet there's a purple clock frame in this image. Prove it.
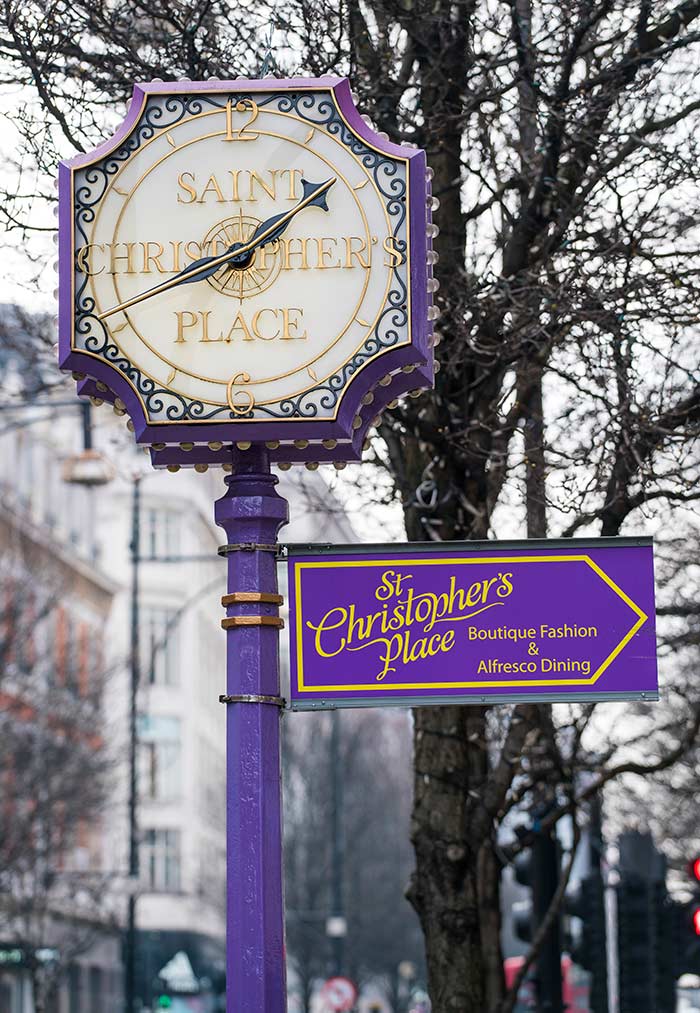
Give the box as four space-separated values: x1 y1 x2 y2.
57 76 435 467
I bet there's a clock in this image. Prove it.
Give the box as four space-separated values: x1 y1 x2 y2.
58 77 436 468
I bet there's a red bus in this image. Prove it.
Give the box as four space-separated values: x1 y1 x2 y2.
504 955 591 1012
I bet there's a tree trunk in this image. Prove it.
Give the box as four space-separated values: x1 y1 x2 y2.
407 703 499 1012
400 33 508 988
477 843 506 1008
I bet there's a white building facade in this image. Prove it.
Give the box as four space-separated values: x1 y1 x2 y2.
100 442 356 1012
0 382 123 1013
0 319 357 1013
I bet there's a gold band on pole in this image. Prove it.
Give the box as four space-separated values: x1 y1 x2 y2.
222 592 284 606
221 615 285 630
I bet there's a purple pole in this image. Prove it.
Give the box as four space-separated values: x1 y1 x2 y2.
215 446 289 1012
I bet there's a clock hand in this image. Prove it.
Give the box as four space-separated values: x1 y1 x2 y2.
173 178 334 281
169 177 334 283
97 177 336 321
234 177 334 257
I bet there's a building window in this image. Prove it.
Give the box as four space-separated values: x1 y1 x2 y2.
66 483 80 546
43 451 58 529
138 715 181 801
88 967 102 1009
86 636 103 700
65 614 79 692
68 964 83 1013
198 735 225 831
16 588 36 674
144 508 180 559
141 828 181 891
16 431 33 510
141 607 179 685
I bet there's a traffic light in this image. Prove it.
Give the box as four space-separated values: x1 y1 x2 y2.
653 880 677 1013
617 870 652 1013
513 849 534 944
687 855 700 953
566 875 603 971
616 831 676 1013
509 819 563 1013
677 900 700 974
156 994 173 1008
674 854 700 977
565 873 607 1012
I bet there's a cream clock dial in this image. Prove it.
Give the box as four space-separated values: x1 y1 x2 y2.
72 89 411 424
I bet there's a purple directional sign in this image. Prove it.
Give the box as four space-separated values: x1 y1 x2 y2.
287 538 657 709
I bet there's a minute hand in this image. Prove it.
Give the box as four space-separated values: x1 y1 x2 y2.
97 176 336 321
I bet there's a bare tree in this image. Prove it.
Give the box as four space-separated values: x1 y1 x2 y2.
0 544 116 1012
2 2 700 1010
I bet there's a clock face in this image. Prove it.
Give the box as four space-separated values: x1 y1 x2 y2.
69 85 415 427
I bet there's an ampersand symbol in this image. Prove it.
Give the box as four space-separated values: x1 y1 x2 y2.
528 642 539 656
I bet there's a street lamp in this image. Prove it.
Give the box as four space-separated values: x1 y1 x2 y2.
397 961 417 1013
60 403 113 487
62 447 113 487
0 396 113 488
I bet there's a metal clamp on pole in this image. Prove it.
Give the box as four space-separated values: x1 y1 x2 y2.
218 542 279 557
219 693 287 708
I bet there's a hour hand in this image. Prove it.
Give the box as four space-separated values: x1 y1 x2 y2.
161 243 247 287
